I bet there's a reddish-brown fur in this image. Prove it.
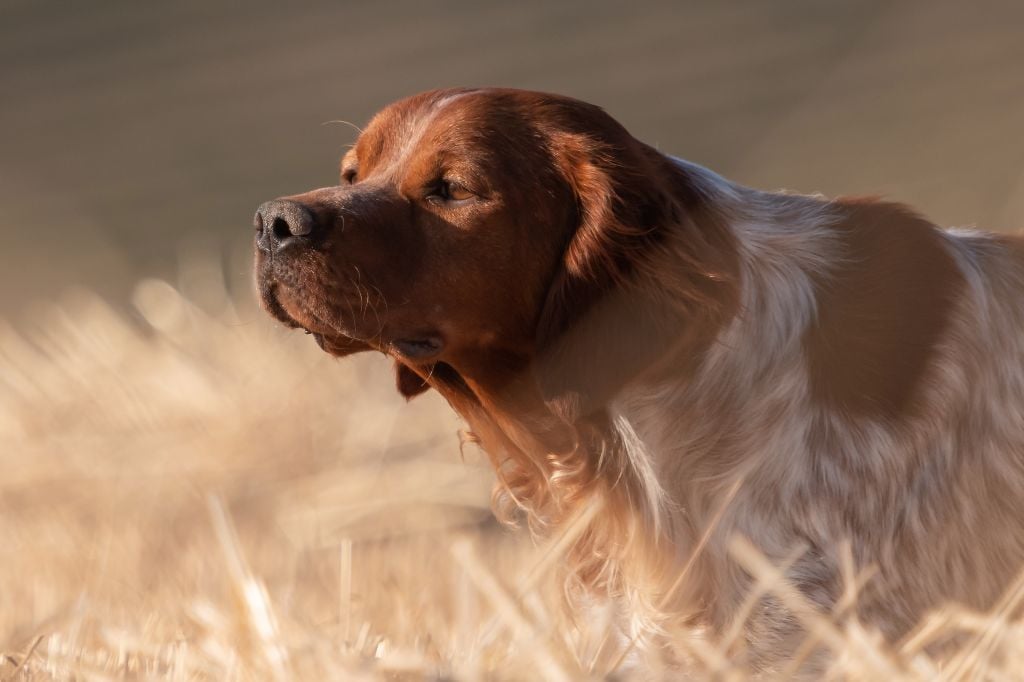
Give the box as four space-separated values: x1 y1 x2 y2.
255 88 1024 671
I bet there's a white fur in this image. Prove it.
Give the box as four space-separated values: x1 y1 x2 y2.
607 157 1024 664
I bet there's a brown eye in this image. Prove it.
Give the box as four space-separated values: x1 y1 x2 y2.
428 179 475 204
447 183 474 201
342 168 358 184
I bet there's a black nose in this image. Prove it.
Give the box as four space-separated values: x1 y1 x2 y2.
254 200 316 253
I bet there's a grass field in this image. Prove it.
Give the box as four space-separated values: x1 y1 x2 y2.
2 263 1024 680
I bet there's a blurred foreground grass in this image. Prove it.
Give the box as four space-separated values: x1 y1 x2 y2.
2 258 1024 680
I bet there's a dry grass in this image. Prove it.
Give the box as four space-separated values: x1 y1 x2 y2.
2 259 1024 680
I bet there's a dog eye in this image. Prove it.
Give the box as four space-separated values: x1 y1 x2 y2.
342 168 358 184
446 182 474 201
428 180 475 205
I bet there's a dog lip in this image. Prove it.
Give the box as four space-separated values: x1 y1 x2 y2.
391 336 444 360
260 283 303 329
263 276 429 357
262 280 340 338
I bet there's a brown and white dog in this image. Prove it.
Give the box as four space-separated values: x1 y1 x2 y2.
254 88 1024 666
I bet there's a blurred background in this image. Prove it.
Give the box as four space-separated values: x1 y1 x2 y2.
3 0 1024 316
3 1 1024 678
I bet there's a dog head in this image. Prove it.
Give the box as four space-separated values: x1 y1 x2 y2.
254 88 735 412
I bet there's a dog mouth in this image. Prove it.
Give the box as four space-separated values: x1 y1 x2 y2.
390 337 444 360
307 330 365 356
307 320 444 361
310 329 443 360
261 280 444 360
260 281 359 351
260 282 304 330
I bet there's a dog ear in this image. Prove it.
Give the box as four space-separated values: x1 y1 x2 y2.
534 131 735 417
395 362 431 399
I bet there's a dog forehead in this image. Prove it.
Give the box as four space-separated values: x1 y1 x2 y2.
353 88 624 170
348 88 611 191
356 90 484 165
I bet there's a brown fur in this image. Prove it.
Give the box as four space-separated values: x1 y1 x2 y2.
804 199 963 419
254 88 1024 672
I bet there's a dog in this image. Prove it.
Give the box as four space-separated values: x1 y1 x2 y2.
254 87 1024 668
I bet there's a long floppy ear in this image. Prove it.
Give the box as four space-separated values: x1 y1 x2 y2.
534 128 736 417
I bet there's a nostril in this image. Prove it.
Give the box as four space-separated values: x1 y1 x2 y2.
286 208 314 236
271 216 292 241
254 199 316 253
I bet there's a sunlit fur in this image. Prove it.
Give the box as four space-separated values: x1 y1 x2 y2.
458 155 1024 668
581 159 1024 667
256 88 1024 673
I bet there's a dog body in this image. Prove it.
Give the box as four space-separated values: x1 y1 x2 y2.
610 161 1024 652
254 88 1024 665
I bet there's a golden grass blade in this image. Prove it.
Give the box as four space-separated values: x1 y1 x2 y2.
4 271 1024 680
780 562 879 678
207 496 289 681
604 476 744 677
728 535 906 679
4 635 44 681
476 493 604 650
719 542 807 661
941 566 1024 681
450 537 574 682
339 538 353 645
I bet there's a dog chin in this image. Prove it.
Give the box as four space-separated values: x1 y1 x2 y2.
262 281 330 334
311 331 371 356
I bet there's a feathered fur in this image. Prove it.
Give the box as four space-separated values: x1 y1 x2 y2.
255 88 1024 672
